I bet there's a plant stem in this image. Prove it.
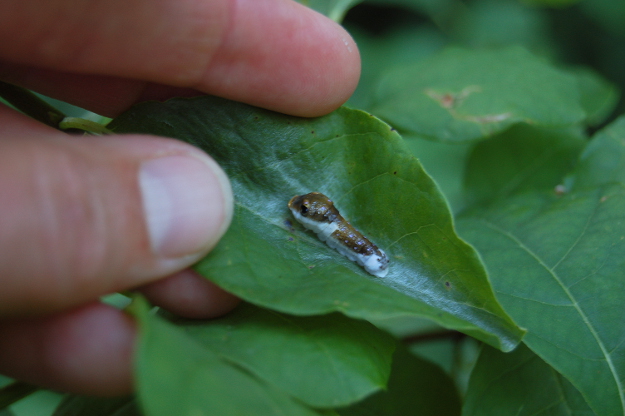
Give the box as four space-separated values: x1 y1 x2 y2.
0 81 66 130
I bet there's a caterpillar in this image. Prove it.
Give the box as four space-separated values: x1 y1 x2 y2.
288 192 389 277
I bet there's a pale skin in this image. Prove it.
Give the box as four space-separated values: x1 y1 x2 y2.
0 0 360 396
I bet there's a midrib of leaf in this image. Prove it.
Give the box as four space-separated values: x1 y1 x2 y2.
479 217 625 413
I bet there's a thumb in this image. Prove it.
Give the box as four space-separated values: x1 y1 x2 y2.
0 115 232 317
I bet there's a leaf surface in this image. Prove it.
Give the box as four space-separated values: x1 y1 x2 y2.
339 345 461 416
347 24 445 110
463 344 596 416
404 135 472 212
573 116 625 188
172 303 396 408
109 96 523 351
52 397 138 416
579 0 625 36
463 124 585 205
572 67 619 126
457 117 625 416
370 47 587 142
129 297 337 416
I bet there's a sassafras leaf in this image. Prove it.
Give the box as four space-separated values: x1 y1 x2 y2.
109 96 523 351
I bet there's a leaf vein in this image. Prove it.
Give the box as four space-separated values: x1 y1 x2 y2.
496 291 575 307
479 218 625 411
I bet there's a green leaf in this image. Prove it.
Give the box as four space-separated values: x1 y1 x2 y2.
370 314 480 387
579 0 625 36
450 0 554 52
347 24 446 110
128 297 337 416
52 396 138 416
367 0 457 21
0 81 65 129
464 124 586 206
109 96 523 351
573 116 625 189
404 134 472 213
457 117 625 416
295 0 362 21
339 344 461 416
6 390 63 416
370 46 587 142
521 0 582 7
463 344 596 416
171 303 396 408
571 68 619 127
0 382 38 411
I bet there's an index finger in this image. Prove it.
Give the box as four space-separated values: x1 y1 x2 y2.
0 0 360 117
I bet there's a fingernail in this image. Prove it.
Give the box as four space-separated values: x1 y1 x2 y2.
139 154 232 258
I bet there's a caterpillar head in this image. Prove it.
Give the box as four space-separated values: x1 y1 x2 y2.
288 192 336 222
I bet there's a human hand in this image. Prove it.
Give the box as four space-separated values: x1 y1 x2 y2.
0 0 360 396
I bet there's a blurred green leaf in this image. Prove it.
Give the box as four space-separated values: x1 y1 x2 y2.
53 396 138 416
367 0 458 22
463 344 595 416
347 24 446 109
0 382 38 411
579 0 625 36
521 0 582 8
403 135 472 213
573 116 625 189
6 390 62 416
109 96 523 351
450 0 554 52
370 314 473 380
457 117 625 416
463 124 585 206
339 345 461 416
172 303 396 408
0 81 65 129
571 68 620 127
370 46 587 142
296 0 363 21
129 297 337 416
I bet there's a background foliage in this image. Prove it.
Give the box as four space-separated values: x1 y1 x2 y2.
1 0 624 415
